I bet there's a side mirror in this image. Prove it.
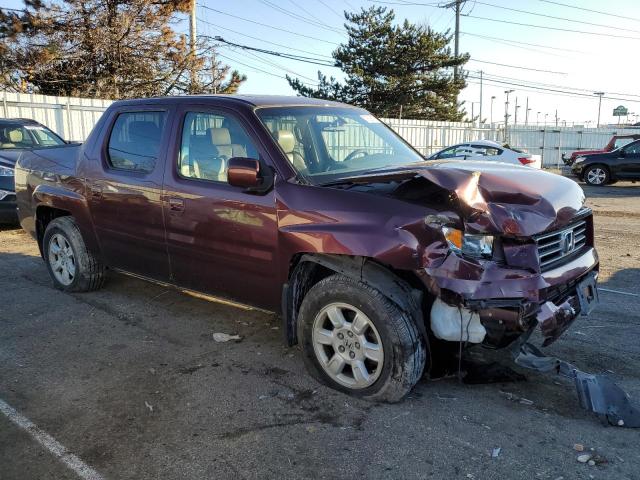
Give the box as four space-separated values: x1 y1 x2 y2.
619 150 626 157
227 157 274 194
227 157 260 188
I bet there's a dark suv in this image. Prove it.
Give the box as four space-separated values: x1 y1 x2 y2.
571 139 640 185
14 96 599 401
0 118 67 222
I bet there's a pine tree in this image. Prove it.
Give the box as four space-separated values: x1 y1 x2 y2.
0 0 246 98
287 6 468 121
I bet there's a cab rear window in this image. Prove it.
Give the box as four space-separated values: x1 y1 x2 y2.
107 112 167 172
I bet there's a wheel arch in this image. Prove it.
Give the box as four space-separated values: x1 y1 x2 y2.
35 205 71 257
281 253 428 347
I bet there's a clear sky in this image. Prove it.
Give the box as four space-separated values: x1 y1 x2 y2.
3 0 639 126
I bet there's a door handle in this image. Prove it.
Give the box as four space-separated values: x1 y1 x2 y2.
90 182 103 198
168 197 184 212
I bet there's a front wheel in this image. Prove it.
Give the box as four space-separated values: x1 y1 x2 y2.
42 216 106 292
297 274 427 402
583 165 610 186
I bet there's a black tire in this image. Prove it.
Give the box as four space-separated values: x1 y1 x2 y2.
297 274 427 403
42 216 106 292
583 164 610 186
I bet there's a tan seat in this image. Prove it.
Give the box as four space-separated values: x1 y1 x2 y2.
192 128 231 181
275 130 305 171
8 129 23 143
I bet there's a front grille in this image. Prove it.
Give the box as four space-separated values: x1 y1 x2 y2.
535 218 589 270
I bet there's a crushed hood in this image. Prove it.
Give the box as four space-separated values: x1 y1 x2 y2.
344 160 586 237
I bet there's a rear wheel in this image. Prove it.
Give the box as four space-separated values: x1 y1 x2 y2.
583 165 609 186
43 216 106 292
297 274 426 402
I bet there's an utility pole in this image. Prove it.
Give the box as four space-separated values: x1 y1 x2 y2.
189 0 197 94
593 91 604 128
504 89 514 142
479 70 483 125
514 97 519 126
454 0 461 80
490 96 495 125
525 97 529 126
555 109 559 127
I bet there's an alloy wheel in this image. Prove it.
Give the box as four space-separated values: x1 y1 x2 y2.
586 167 606 185
48 233 76 286
312 302 384 389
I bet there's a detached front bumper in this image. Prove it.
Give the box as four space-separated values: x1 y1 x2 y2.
420 247 599 348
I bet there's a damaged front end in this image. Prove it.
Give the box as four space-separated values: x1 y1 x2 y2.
392 162 640 427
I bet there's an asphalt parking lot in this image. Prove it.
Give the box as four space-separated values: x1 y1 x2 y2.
1 181 639 480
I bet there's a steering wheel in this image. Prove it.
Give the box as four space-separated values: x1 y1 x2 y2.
343 149 369 163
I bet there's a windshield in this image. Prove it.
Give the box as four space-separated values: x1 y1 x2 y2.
0 123 65 150
255 106 424 184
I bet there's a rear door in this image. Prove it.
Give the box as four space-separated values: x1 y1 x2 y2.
86 105 174 281
162 105 280 309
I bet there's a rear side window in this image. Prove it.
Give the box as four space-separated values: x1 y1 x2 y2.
107 111 167 172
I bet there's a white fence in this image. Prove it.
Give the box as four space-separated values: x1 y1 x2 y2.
2 92 638 167
384 118 640 168
1 92 113 142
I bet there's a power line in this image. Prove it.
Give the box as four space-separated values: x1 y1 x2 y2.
461 32 585 53
469 59 567 75
538 0 640 24
257 0 345 34
209 36 336 67
227 47 318 83
475 71 640 99
464 14 640 40
287 0 339 27
196 17 334 59
197 4 338 45
473 1 640 34
316 0 344 19
465 74 640 104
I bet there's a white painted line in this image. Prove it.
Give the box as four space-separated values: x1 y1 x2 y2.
599 287 639 298
0 398 105 480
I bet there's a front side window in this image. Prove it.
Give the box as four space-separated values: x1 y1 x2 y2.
469 145 502 156
179 112 259 182
614 138 635 149
0 124 65 149
26 125 65 146
0 125 34 149
437 145 471 159
623 141 640 155
107 111 167 172
256 106 423 185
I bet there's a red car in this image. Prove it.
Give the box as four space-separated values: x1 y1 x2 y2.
563 134 640 165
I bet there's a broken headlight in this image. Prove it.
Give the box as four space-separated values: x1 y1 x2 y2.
442 227 493 258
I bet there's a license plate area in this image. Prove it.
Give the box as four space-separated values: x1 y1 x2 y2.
576 272 599 316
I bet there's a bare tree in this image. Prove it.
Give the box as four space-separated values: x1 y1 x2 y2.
0 0 246 98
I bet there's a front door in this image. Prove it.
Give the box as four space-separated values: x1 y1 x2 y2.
86 107 173 281
616 141 640 177
162 106 280 310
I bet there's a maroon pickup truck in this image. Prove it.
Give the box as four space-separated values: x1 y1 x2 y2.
15 95 600 402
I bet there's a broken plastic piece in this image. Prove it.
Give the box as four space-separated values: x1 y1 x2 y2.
511 341 640 428
431 298 486 343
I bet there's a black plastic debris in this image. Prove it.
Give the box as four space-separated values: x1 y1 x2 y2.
512 341 640 428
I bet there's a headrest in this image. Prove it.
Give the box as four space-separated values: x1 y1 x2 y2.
208 128 231 146
128 121 160 141
8 129 23 143
276 130 295 154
